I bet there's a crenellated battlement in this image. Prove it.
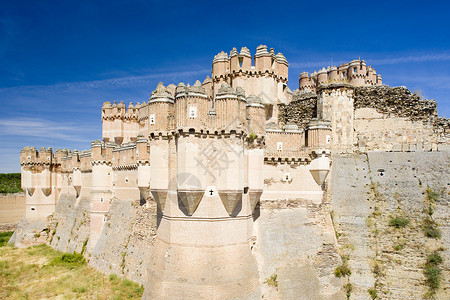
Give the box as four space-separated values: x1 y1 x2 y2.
212 45 288 83
299 59 382 93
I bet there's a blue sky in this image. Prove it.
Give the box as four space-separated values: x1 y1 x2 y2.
1 0 449 172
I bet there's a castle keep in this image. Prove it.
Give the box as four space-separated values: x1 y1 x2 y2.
15 45 449 299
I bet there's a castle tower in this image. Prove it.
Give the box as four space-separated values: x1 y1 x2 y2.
299 72 315 92
123 102 139 142
318 86 355 152
101 102 113 142
89 140 113 250
328 66 338 82
148 82 175 134
174 81 209 132
20 147 58 220
212 51 229 95
317 67 328 85
348 60 365 86
146 85 260 299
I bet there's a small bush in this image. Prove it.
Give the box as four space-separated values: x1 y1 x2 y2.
423 218 441 239
393 243 405 251
265 273 278 289
334 264 351 277
427 252 443 265
344 283 352 299
389 216 410 229
50 252 86 267
424 250 444 292
425 187 440 202
368 288 377 299
425 265 441 290
248 133 257 143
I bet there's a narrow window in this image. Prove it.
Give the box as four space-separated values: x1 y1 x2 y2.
277 142 283 151
189 107 197 119
326 135 331 144
149 114 155 125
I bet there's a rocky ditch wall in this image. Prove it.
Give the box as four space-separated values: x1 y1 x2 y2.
331 152 449 299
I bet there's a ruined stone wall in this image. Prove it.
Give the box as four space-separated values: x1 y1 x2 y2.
278 91 317 129
331 152 449 299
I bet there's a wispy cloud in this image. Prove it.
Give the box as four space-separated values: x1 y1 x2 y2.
0 68 210 94
369 53 450 65
0 117 96 142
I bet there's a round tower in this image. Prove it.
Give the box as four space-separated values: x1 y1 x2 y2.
317 67 328 85
254 45 271 73
148 82 175 134
299 72 315 92
348 60 365 86
328 66 338 82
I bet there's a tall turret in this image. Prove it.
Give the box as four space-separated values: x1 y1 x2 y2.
148 82 175 133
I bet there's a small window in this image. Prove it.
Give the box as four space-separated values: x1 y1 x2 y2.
326 135 331 144
354 67 357 73
100 197 103 202
47 157 50 161
125 178 129 183
103 216 107 222
27 156 31 160
343 72 346 77
136 150 139 158
149 114 155 125
189 107 197 119
277 142 283 151
31 207 35 211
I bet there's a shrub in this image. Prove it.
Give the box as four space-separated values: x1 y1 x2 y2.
334 264 351 277
248 133 257 143
265 273 278 289
50 252 86 267
389 216 410 229
109 274 118 281
423 218 441 239
425 187 440 202
344 283 352 299
425 265 441 290
424 250 444 292
368 288 377 299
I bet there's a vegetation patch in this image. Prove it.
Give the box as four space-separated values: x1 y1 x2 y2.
0 232 13 247
0 243 143 299
0 173 21 194
265 273 278 289
334 263 351 277
423 250 443 297
388 216 410 229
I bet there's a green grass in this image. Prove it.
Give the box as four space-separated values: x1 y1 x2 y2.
0 243 144 299
0 232 13 247
388 216 410 229
0 173 21 194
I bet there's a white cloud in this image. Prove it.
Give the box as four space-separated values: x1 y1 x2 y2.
0 117 96 142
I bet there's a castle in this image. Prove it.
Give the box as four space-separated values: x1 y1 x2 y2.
16 45 449 299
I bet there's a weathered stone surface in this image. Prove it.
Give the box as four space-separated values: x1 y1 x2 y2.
278 91 317 129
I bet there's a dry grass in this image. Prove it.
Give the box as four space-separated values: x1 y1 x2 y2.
0 241 143 299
